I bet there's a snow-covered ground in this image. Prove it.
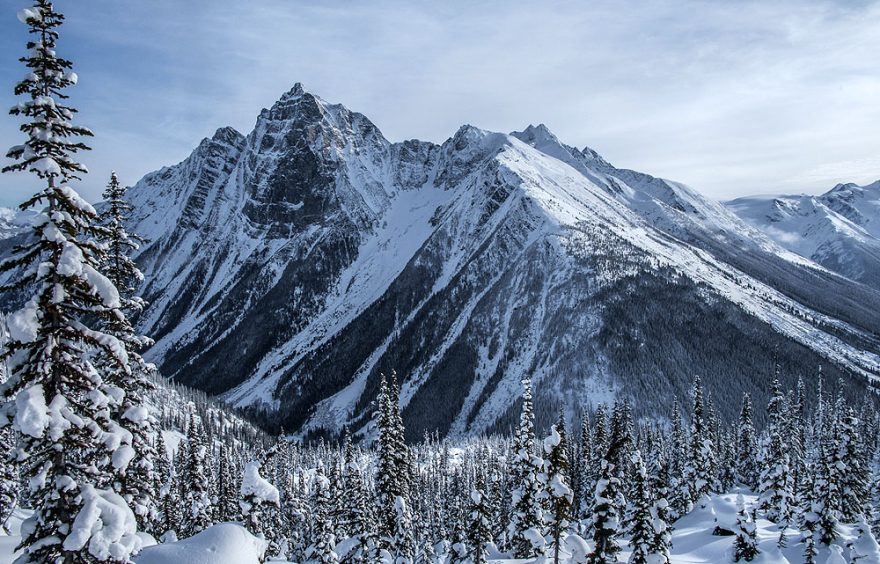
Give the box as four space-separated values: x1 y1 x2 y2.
1 492 871 563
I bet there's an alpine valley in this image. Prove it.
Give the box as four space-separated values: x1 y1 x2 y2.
18 84 880 439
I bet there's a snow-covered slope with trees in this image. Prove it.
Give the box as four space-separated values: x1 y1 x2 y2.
726 181 880 290
110 84 880 439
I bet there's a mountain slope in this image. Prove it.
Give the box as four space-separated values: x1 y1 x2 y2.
726 181 880 290
114 85 880 438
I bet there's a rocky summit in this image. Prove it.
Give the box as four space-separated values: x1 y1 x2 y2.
106 84 880 438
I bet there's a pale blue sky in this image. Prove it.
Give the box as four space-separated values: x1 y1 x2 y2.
1 0 878 206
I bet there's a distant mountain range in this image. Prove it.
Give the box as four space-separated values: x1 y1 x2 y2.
2 84 878 438
726 181 880 291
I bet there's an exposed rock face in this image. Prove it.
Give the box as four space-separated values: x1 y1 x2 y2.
109 85 880 437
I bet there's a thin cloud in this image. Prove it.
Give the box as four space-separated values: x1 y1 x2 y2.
0 0 878 206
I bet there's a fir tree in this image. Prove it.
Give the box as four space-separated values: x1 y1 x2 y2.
838 406 869 522
646 449 672 564
375 372 414 561
0 340 16 535
625 451 658 564
97 171 157 532
342 460 376 562
543 416 573 564
0 2 142 561
682 376 714 509
587 458 621 564
183 411 213 536
216 442 239 522
305 469 339 564
735 393 758 488
733 495 759 562
506 377 545 558
757 376 792 525
466 488 492 564
575 413 592 519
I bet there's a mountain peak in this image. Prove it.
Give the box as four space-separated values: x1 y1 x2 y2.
511 123 560 146
279 82 307 102
211 126 244 145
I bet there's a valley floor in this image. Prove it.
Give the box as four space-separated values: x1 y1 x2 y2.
0 492 866 563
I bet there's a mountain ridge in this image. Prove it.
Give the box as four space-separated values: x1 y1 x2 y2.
8 83 875 438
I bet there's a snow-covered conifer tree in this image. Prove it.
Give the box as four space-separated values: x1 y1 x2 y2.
587 458 621 564
0 2 142 561
375 372 414 561
574 413 592 519
735 393 758 488
96 171 157 531
507 377 545 558
305 468 339 564
625 451 658 564
543 416 572 564
466 488 492 564
216 442 239 522
838 406 869 522
183 411 214 536
849 514 880 562
682 376 714 509
757 376 792 525
733 495 759 562
0 330 16 535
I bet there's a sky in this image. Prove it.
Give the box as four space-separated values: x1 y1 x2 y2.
0 0 878 207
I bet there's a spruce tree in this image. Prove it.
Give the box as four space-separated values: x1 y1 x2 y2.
587 458 621 564
183 411 213 536
757 376 792 525
97 171 157 532
543 416 572 564
733 495 759 562
575 413 592 519
343 460 377 563
216 442 239 522
735 393 758 488
838 406 869 522
0 340 17 535
625 451 657 564
375 372 413 561
682 376 714 510
466 488 492 564
305 469 339 564
506 377 545 558
0 2 142 561
646 449 672 564
667 398 687 520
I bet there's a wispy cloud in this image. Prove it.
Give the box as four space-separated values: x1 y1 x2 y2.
0 0 878 206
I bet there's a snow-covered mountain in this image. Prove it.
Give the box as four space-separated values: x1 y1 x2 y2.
0 207 34 240
726 181 880 290
91 84 880 438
